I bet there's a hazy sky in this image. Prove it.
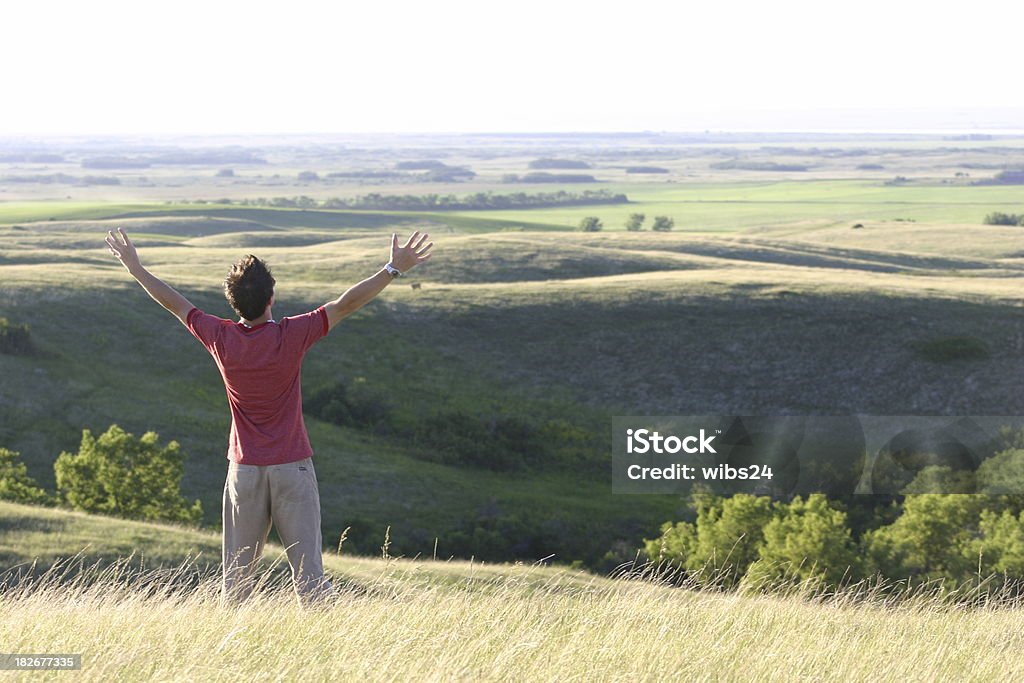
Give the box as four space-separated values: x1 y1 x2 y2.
4 0 1022 134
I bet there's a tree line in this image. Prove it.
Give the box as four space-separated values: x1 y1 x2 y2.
184 190 629 211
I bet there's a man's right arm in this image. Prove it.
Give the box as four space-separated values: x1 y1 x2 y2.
324 231 433 330
105 228 195 325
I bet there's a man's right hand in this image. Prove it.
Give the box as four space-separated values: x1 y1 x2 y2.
104 227 195 324
105 227 142 274
389 231 433 273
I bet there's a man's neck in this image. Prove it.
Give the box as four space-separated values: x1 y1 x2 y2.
241 307 273 328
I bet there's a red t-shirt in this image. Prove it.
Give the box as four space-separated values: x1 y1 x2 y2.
186 306 329 465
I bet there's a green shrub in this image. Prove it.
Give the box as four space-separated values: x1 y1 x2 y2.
305 380 393 433
579 216 603 232
537 419 601 468
911 336 989 362
0 317 32 355
642 460 1024 592
644 492 774 587
54 425 202 524
863 494 987 587
970 509 1024 576
444 511 562 560
982 211 1023 226
743 494 861 589
625 213 645 231
651 216 675 232
0 448 52 505
412 412 548 471
307 382 598 472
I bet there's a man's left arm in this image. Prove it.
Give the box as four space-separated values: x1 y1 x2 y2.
105 228 195 325
323 231 433 330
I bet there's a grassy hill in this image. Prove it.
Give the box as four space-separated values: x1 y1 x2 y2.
2 501 1022 682
0 500 588 588
3 182 1024 565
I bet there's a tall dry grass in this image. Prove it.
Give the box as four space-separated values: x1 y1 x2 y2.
2 555 1024 682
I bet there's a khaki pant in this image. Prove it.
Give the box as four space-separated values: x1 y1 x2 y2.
221 457 334 604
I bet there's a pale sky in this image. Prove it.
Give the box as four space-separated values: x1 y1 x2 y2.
3 0 1023 134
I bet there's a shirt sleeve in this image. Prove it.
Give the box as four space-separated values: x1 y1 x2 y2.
186 307 225 351
283 306 330 353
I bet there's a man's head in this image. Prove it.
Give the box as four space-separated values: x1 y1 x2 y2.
224 255 275 321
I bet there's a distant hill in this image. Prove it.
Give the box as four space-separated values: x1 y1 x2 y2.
528 158 592 170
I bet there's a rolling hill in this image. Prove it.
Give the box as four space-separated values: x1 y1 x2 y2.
2 194 1024 565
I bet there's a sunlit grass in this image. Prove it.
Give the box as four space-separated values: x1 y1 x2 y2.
3 553 1024 682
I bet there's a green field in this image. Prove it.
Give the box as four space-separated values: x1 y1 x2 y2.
5 178 1024 231
454 180 1024 230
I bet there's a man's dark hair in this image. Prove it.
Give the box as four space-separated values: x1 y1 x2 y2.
224 255 275 321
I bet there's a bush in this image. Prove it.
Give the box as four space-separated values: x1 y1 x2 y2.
625 213 645 231
983 211 1024 226
537 419 601 468
412 412 548 471
651 216 675 232
644 492 773 587
911 336 989 362
579 216 603 232
0 317 32 355
642 461 1024 592
0 448 52 505
444 510 562 560
307 383 597 472
304 380 393 433
863 494 987 587
743 494 860 589
54 425 202 524
971 509 1024 576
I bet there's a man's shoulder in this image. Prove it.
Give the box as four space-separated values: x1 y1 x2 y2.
186 308 235 347
188 307 233 326
279 307 329 345
280 307 327 327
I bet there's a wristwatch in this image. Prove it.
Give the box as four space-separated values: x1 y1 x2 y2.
384 263 403 278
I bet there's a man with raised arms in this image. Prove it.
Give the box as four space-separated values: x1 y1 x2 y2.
104 228 433 603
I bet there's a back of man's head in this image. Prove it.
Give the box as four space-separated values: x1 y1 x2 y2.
224 255 275 321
